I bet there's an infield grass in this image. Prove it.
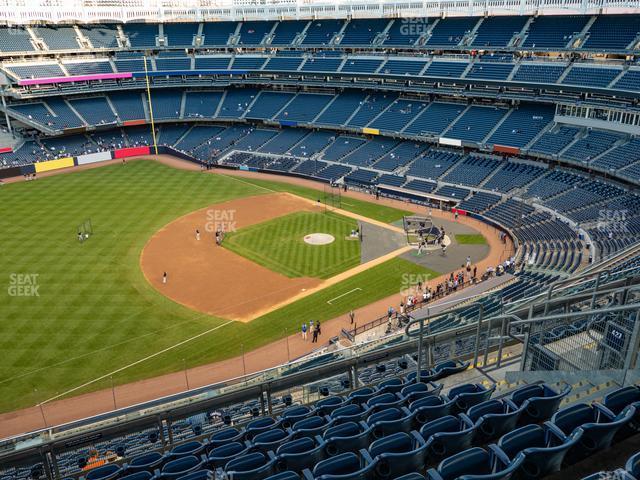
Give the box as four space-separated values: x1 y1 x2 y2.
224 211 360 278
0 159 424 413
455 234 487 245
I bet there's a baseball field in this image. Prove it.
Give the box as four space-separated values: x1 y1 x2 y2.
0 159 440 414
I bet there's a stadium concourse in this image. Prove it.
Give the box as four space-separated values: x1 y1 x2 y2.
1 2 640 480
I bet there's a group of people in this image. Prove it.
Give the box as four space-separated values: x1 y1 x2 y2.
194 228 224 246
301 320 322 343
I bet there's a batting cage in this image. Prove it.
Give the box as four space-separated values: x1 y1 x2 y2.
322 183 343 212
402 215 440 246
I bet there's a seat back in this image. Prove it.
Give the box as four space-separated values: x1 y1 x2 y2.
367 407 414 438
119 472 153 480
208 441 248 468
276 437 325 472
470 400 521 442
604 386 640 415
449 383 495 413
127 451 164 472
323 422 372 456
429 447 492 480
315 396 345 416
518 384 571 424
513 430 582 478
369 432 428 479
160 455 202 478
225 452 275 480
209 427 243 448
85 464 121 480
312 452 375 479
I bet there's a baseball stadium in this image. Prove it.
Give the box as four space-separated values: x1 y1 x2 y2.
1 1 640 479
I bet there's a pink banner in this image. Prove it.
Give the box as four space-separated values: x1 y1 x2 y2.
18 72 132 86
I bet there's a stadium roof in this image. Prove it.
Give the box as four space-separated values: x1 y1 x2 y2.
0 0 639 24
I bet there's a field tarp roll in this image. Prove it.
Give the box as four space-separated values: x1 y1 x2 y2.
34 157 75 173
114 146 151 159
77 151 112 165
0 166 22 179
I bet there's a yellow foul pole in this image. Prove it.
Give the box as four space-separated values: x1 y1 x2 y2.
143 54 159 155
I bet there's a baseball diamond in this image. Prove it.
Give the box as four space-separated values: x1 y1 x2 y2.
0 5 639 480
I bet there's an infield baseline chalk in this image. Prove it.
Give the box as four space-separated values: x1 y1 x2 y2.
327 288 362 305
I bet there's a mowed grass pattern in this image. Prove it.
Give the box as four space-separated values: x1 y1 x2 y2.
455 234 487 245
0 161 261 412
0 160 422 413
224 211 360 278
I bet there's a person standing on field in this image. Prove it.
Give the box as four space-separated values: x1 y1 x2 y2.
162 272 167 284
349 310 355 324
301 323 307 340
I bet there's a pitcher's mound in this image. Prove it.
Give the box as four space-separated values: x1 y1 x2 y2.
304 233 335 245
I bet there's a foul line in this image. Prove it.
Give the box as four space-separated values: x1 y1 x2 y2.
327 288 362 305
40 319 234 405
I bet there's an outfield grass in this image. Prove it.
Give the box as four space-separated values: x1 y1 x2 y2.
0 160 426 413
221 174 413 224
455 234 487 245
224 211 360 279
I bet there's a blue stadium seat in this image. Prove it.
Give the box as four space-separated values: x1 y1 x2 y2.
85 464 121 480
126 452 164 473
176 471 214 480
600 385 640 439
447 383 496 412
252 429 293 454
420 415 476 460
323 421 373 455
158 455 204 479
308 451 376 480
426 446 523 480
120 473 153 480
225 452 275 480
265 472 301 480
208 442 249 468
367 407 415 437
546 403 635 464
493 423 582 479
209 427 244 448
409 395 455 425
506 383 571 424
400 382 443 403
368 431 429 479
275 437 326 472
167 441 205 459
291 415 331 438
461 398 522 442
